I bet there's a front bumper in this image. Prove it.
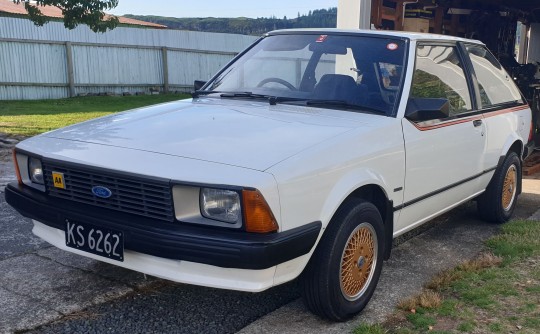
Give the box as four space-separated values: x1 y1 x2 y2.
5 183 321 270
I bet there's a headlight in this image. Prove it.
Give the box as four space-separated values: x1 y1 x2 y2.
200 188 241 224
28 157 44 185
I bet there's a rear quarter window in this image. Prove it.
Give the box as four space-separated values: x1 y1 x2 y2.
466 44 523 108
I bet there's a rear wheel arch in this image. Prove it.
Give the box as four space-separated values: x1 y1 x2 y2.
499 139 523 165
498 139 523 194
507 140 523 161
479 150 521 223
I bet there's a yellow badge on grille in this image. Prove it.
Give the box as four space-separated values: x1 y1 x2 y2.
52 172 66 189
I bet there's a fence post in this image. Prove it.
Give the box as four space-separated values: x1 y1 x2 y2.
162 47 169 93
65 42 76 97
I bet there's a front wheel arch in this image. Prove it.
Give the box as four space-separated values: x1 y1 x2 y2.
344 185 394 260
299 199 385 321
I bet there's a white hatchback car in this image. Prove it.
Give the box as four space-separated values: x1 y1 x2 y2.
6 29 534 321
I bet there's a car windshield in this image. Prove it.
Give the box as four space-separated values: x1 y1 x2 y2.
204 33 407 116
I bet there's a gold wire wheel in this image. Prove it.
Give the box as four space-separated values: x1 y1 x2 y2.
502 165 517 212
339 223 378 301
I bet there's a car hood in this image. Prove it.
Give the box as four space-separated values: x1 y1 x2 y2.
42 98 371 171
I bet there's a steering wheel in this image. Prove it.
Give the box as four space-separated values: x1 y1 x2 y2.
256 78 296 90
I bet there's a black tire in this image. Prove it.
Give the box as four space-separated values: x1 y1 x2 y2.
477 151 521 223
299 199 384 321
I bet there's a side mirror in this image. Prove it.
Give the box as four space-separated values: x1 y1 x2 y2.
194 80 207 91
405 98 450 122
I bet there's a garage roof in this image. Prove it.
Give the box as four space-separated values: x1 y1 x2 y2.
499 0 539 12
439 0 538 16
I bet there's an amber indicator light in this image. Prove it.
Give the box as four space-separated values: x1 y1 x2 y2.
242 189 278 233
12 150 22 185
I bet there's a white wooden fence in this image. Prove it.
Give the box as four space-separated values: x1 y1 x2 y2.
0 17 258 100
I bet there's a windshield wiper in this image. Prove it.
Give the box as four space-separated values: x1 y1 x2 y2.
194 92 387 115
191 90 222 98
305 99 387 115
192 90 267 99
268 96 309 105
221 94 313 106
220 92 271 100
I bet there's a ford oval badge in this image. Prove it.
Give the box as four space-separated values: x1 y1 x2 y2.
92 186 112 199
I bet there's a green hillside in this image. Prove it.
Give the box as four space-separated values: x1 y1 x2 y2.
124 8 337 35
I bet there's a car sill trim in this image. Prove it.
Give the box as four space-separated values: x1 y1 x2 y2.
393 167 497 211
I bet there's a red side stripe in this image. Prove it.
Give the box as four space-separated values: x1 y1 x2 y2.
411 105 530 131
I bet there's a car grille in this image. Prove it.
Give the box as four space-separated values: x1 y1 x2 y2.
42 162 174 222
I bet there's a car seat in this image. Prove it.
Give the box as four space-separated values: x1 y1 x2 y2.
312 74 368 106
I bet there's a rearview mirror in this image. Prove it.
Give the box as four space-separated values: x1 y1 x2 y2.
405 98 450 122
308 43 348 55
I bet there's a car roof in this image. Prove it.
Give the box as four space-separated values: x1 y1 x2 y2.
267 28 484 45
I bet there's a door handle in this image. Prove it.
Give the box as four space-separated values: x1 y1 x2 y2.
473 119 483 127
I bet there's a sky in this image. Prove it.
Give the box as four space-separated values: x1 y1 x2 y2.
108 0 338 19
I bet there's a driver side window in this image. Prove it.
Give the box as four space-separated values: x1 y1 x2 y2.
411 44 472 116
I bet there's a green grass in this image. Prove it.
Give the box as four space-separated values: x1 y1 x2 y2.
353 323 387 334
406 309 437 330
488 322 503 333
526 285 540 293
0 94 189 136
436 299 459 317
525 317 540 329
457 321 475 332
356 219 540 334
449 266 519 309
486 219 540 261
520 303 537 312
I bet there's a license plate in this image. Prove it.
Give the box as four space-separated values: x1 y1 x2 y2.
65 219 124 262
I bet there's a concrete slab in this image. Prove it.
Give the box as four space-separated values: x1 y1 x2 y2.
529 208 540 221
523 178 540 195
0 194 49 260
0 160 15 193
0 287 62 334
0 254 133 314
522 178 540 220
513 193 540 220
36 247 157 288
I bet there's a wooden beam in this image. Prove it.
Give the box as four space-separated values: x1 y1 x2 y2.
450 15 459 36
395 0 404 31
434 7 444 34
371 0 383 28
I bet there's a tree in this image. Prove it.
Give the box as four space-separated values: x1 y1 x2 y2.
13 0 119 33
